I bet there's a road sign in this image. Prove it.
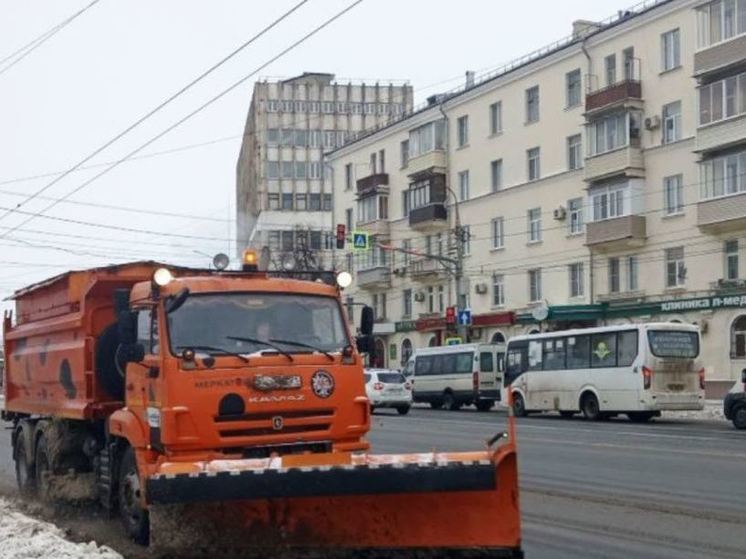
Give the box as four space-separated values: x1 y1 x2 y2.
445 306 456 324
445 337 462 346
457 308 472 326
352 231 369 251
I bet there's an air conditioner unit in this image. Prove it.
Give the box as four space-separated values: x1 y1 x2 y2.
474 282 488 294
644 115 661 130
553 206 567 220
414 291 426 302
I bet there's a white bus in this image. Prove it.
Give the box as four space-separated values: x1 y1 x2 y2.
404 343 505 411
504 323 705 422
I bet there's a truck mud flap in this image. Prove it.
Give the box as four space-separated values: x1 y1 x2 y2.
146 460 496 505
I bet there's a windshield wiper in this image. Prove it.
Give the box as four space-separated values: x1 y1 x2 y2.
269 338 334 361
174 345 249 363
225 336 294 361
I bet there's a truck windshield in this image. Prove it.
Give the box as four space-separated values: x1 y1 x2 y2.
167 293 349 356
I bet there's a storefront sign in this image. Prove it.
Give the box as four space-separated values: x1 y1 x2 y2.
607 292 746 318
395 320 417 333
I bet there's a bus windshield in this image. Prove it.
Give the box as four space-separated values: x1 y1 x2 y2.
647 330 699 359
167 293 350 356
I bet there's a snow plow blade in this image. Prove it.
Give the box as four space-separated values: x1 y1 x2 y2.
146 446 521 558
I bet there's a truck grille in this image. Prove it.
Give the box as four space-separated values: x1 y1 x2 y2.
214 408 335 439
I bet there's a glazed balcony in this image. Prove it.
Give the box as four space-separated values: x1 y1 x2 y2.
584 143 644 182
694 35 746 77
409 203 448 231
356 172 389 193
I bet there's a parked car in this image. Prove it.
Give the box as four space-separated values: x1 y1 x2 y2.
724 369 746 430
364 369 412 415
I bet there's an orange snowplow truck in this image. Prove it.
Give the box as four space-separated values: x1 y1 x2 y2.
2 260 522 557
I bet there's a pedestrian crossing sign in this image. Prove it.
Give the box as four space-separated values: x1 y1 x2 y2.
352 231 369 251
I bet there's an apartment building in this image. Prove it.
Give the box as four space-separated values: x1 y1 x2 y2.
236 73 413 271
328 0 746 394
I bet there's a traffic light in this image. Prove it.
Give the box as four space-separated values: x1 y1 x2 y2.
336 224 346 249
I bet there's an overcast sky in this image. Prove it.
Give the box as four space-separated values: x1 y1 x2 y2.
0 0 627 317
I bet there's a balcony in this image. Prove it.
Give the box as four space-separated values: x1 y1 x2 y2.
356 172 389 194
407 150 446 178
698 192 746 233
585 80 642 116
409 258 447 280
357 266 391 289
355 218 389 237
586 215 646 250
409 203 448 231
694 35 746 77
696 114 746 153
584 144 644 182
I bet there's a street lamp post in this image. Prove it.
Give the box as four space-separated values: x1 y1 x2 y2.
444 185 468 343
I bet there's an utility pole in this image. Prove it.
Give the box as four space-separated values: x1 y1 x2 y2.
446 185 468 343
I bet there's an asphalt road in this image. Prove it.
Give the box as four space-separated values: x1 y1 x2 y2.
1 408 745 558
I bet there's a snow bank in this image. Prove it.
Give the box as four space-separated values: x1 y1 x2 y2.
0 498 122 559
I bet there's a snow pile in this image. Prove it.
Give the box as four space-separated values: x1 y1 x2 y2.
665 400 725 420
0 498 122 559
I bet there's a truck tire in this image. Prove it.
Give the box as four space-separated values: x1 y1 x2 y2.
14 432 36 496
34 434 53 502
733 406 746 430
118 447 149 545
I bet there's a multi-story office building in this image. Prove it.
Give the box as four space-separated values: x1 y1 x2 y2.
328 0 746 395
236 73 413 271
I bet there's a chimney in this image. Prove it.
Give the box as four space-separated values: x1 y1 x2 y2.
465 70 476 88
572 20 602 39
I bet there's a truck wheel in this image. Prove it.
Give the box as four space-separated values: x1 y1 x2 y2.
733 406 746 430
476 400 493 412
443 392 459 411
34 434 53 502
14 433 36 496
396 405 410 416
118 447 150 545
581 393 601 421
512 393 527 417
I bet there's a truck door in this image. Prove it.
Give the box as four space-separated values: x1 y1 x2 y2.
130 308 164 446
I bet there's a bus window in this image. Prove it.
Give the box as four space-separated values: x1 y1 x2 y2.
416 356 433 376
480 352 494 372
617 331 639 366
456 352 473 374
528 340 543 371
431 354 444 375
591 333 617 368
505 344 527 384
544 338 566 370
442 353 456 374
647 330 699 358
567 335 590 369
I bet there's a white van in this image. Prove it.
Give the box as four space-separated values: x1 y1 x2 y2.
405 343 505 411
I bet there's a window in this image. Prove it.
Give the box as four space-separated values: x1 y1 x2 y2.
323 193 332 211
608 258 621 293
699 71 746 126
568 198 584 234
281 100 293 113
569 263 584 298
458 170 470 200
268 231 280 251
661 28 681 71
543 339 567 370
266 161 280 179
587 111 636 156
528 269 542 302
357 196 378 223
528 208 542 243
566 69 582 108
281 161 294 179
309 193 321 211
731 315 746 358
605 54 617 86
281 193 293 210
296 193 307 211
437 285 445 312
590 183 627 221
309 162 321 179
345 208 353 232
403 289 412 317
567 335 590 369
491 217 504 249
295 162 307 180
427 286 435 314
700 149 746 198
267 128 279 145
322 101 334 114
696 0 746 49
369 152 377 175
402 239 411 266
401 339 413 366
527 147 541 181
281 230 294 251
308 101 320 113
267 99 279 112
726 239 739 280
662 101 682 144
663 174 684 215
378 150 385 173
627 256 639 291
409 120 446 157
489 101 502 135
400 140 409 167
567 134 583 170
623 47 635 80
493 274 505 306
480 352 494 373
525 86 540 123
591 333 617 368
372 293 387 321
457 115 469 147
267 193 280 210
618 331 639 366
490 159 503 192
666 247 686 287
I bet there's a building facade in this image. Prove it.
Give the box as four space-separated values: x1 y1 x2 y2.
328 0 746 395
236 73 413 271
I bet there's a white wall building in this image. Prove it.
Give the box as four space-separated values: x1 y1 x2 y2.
327 0 746 396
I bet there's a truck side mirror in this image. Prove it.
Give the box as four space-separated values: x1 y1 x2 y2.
118 310 138 345
360 306 374 336
356 334 374 354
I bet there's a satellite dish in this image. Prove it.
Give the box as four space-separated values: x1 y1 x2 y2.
212 253 230 271
531 302 549 322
